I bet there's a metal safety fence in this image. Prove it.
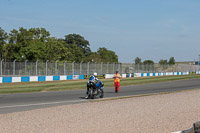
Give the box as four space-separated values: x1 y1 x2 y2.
0 60 200 76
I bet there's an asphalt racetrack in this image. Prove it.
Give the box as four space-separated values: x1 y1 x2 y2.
1 78 200 114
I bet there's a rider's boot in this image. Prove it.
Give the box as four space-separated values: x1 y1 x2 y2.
85 94 89 99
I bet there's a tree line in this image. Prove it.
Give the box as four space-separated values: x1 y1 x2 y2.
134 57 175 65
0 27 118 63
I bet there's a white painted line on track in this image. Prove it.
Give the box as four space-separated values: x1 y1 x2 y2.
0 99 87 109
171 131 182 133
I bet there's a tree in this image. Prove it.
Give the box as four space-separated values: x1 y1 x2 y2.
134 57 141 64
143 60 154 65
11 27 35 61
87 52 102 62
169 57 175 65
29 28 50 42
97 47 118 63
0 27 8 59
0 27 119 63
7 27 51 61
8 29 18 44
44 37 72 61
159 59 168 65
64 34 91 56
3 43 16 61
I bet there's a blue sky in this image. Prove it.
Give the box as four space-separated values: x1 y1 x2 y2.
1 0 200 63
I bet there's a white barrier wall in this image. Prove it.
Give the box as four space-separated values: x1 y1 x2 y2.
105 72 189 79
73 75 79 80
60 76 66 80
46 76 53 81
12 77 21 83
134 73 142 77
122 74 126 78
0 77 2 83
105 74 115 79
0 72 192 83
30 76 38 82
0 75 85 83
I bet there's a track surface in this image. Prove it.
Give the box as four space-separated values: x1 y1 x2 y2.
1 78 200 114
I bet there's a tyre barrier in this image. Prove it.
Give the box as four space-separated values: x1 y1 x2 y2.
172 121 200 133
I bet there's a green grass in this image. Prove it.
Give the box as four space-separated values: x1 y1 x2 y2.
0 74 200 94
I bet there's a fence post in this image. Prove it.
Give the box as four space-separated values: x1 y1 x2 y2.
64 61 66 75
55 60 58 75
1 59 3 76
118 63 121 74
107 62 109 74
72 61 75 75
25 60 28 75
36 60 38 75
113 62 115 74
87 61 90 75
95 61 97 73
13 59 16 76
46 60 49 75
101 62 103 74
80 61 83 75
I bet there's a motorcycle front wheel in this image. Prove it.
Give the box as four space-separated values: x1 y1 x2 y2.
99 89 104 98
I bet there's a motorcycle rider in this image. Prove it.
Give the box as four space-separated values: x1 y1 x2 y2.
85 72 103 99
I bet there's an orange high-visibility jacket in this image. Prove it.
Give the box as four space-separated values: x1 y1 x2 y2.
114 73 120 82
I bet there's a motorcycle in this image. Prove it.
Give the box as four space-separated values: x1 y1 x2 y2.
87 78 104 99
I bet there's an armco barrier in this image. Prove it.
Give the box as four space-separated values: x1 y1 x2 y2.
0 75 84 83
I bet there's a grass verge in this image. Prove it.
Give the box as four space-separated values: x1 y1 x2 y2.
0 74 200 94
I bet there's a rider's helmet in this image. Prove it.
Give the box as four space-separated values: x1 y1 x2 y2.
93 72 97 77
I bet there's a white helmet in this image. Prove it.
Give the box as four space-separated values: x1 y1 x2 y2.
93 72 97 77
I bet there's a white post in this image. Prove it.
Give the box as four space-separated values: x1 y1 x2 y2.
87 61 90 75
72 61 75 75
36 60 38 75
13 59 16 76
55 60 58 75
1 59 4 76
101 62 103 74
46 60 49 75
113 62 115 74
107 62 109 74
118 63 121 74
95 61 97 73
25 60 28 75
64 61 66 75
80 61 83 75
